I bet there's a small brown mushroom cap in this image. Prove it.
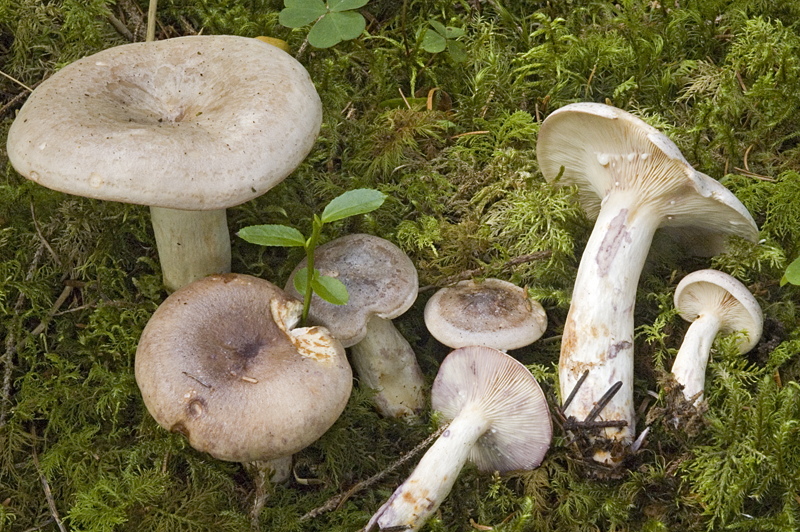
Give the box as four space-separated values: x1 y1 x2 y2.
284 234 418 347
7 35 322 210
431 346 552 473
674 269 763 353
135 273 352 463
424 278 547 350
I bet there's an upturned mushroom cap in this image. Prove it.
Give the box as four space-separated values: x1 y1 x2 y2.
674 269 763 353
536 102 758 254
7 35 322 210
135 273 352 463
284 234 418 347
431 346 552 472
424 278 547 350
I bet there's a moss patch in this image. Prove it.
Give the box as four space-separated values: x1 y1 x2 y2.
3 1 800 530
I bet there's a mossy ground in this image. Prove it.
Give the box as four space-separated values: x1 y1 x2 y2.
3 0 800 530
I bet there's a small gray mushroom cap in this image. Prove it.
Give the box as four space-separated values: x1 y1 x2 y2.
536 102 758 255
135 273 352 463
424 278 547 350
674 269 763 353
7 35 322 210
285 234 418 347
432 346 552 473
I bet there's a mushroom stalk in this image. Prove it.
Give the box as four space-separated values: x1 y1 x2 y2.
350 315 425 418
150 207 231 292
670 312 721 403
367 406 488 531
560 191 660 450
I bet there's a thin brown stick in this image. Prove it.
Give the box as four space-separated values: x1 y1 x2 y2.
107 11 135 41
31 430 67 532
0 243 45 427
28 285 74 338
31 202 61 268
0 69 33 92
299 424 448 521
0 90 30 119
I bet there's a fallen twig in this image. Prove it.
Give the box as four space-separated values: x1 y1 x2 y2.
300 424 448 521
31 429 67 532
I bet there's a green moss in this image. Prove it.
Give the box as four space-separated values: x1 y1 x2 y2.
4 0 800 530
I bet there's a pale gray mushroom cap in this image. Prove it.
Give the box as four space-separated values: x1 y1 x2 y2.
135 273 352 463
424 278 547 350
536 102 758 255
674 269 763 353
431 346 552 473
7 35 322 210
284 234 418 347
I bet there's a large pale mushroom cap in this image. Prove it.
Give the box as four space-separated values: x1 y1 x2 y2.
424 278 547 350
536 102 758 255
674 269 763 353
7 35 322 210
135 273 352 463
432 346 552 472
285 234 419 347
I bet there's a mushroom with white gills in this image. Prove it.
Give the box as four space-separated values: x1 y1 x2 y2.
366 346 552 532
134 273 352 527
536 102 758 463
7 35 322 292
424 278 547 351
671 269 762 404
285 233 424 419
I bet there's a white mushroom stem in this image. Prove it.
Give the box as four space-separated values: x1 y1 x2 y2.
366 406 488 531
560 190 661 451
670 312 721 403
150 207 231 292
350 315 425 418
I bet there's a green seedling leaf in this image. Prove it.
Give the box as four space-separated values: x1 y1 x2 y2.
328 0 368 12
237 224 306 247
421 27 446 54
444 26 465 39
293 266 310 296
312 275 349 305
446 39 468 63
781 256 800 286
429 19 447 37
321 188 387 223
279 0 327 28
308 10 366 48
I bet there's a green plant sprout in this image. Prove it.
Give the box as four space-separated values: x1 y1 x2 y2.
279 0 368 49
420 20 467 63
237 188 386 324
781 256 800 286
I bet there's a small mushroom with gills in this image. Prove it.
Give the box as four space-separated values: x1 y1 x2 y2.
424 278 547 351
285 233 424 418
365 345 552 532
134 273 352 526
7 35 322 292
671 269 763 403
536 102 758 461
